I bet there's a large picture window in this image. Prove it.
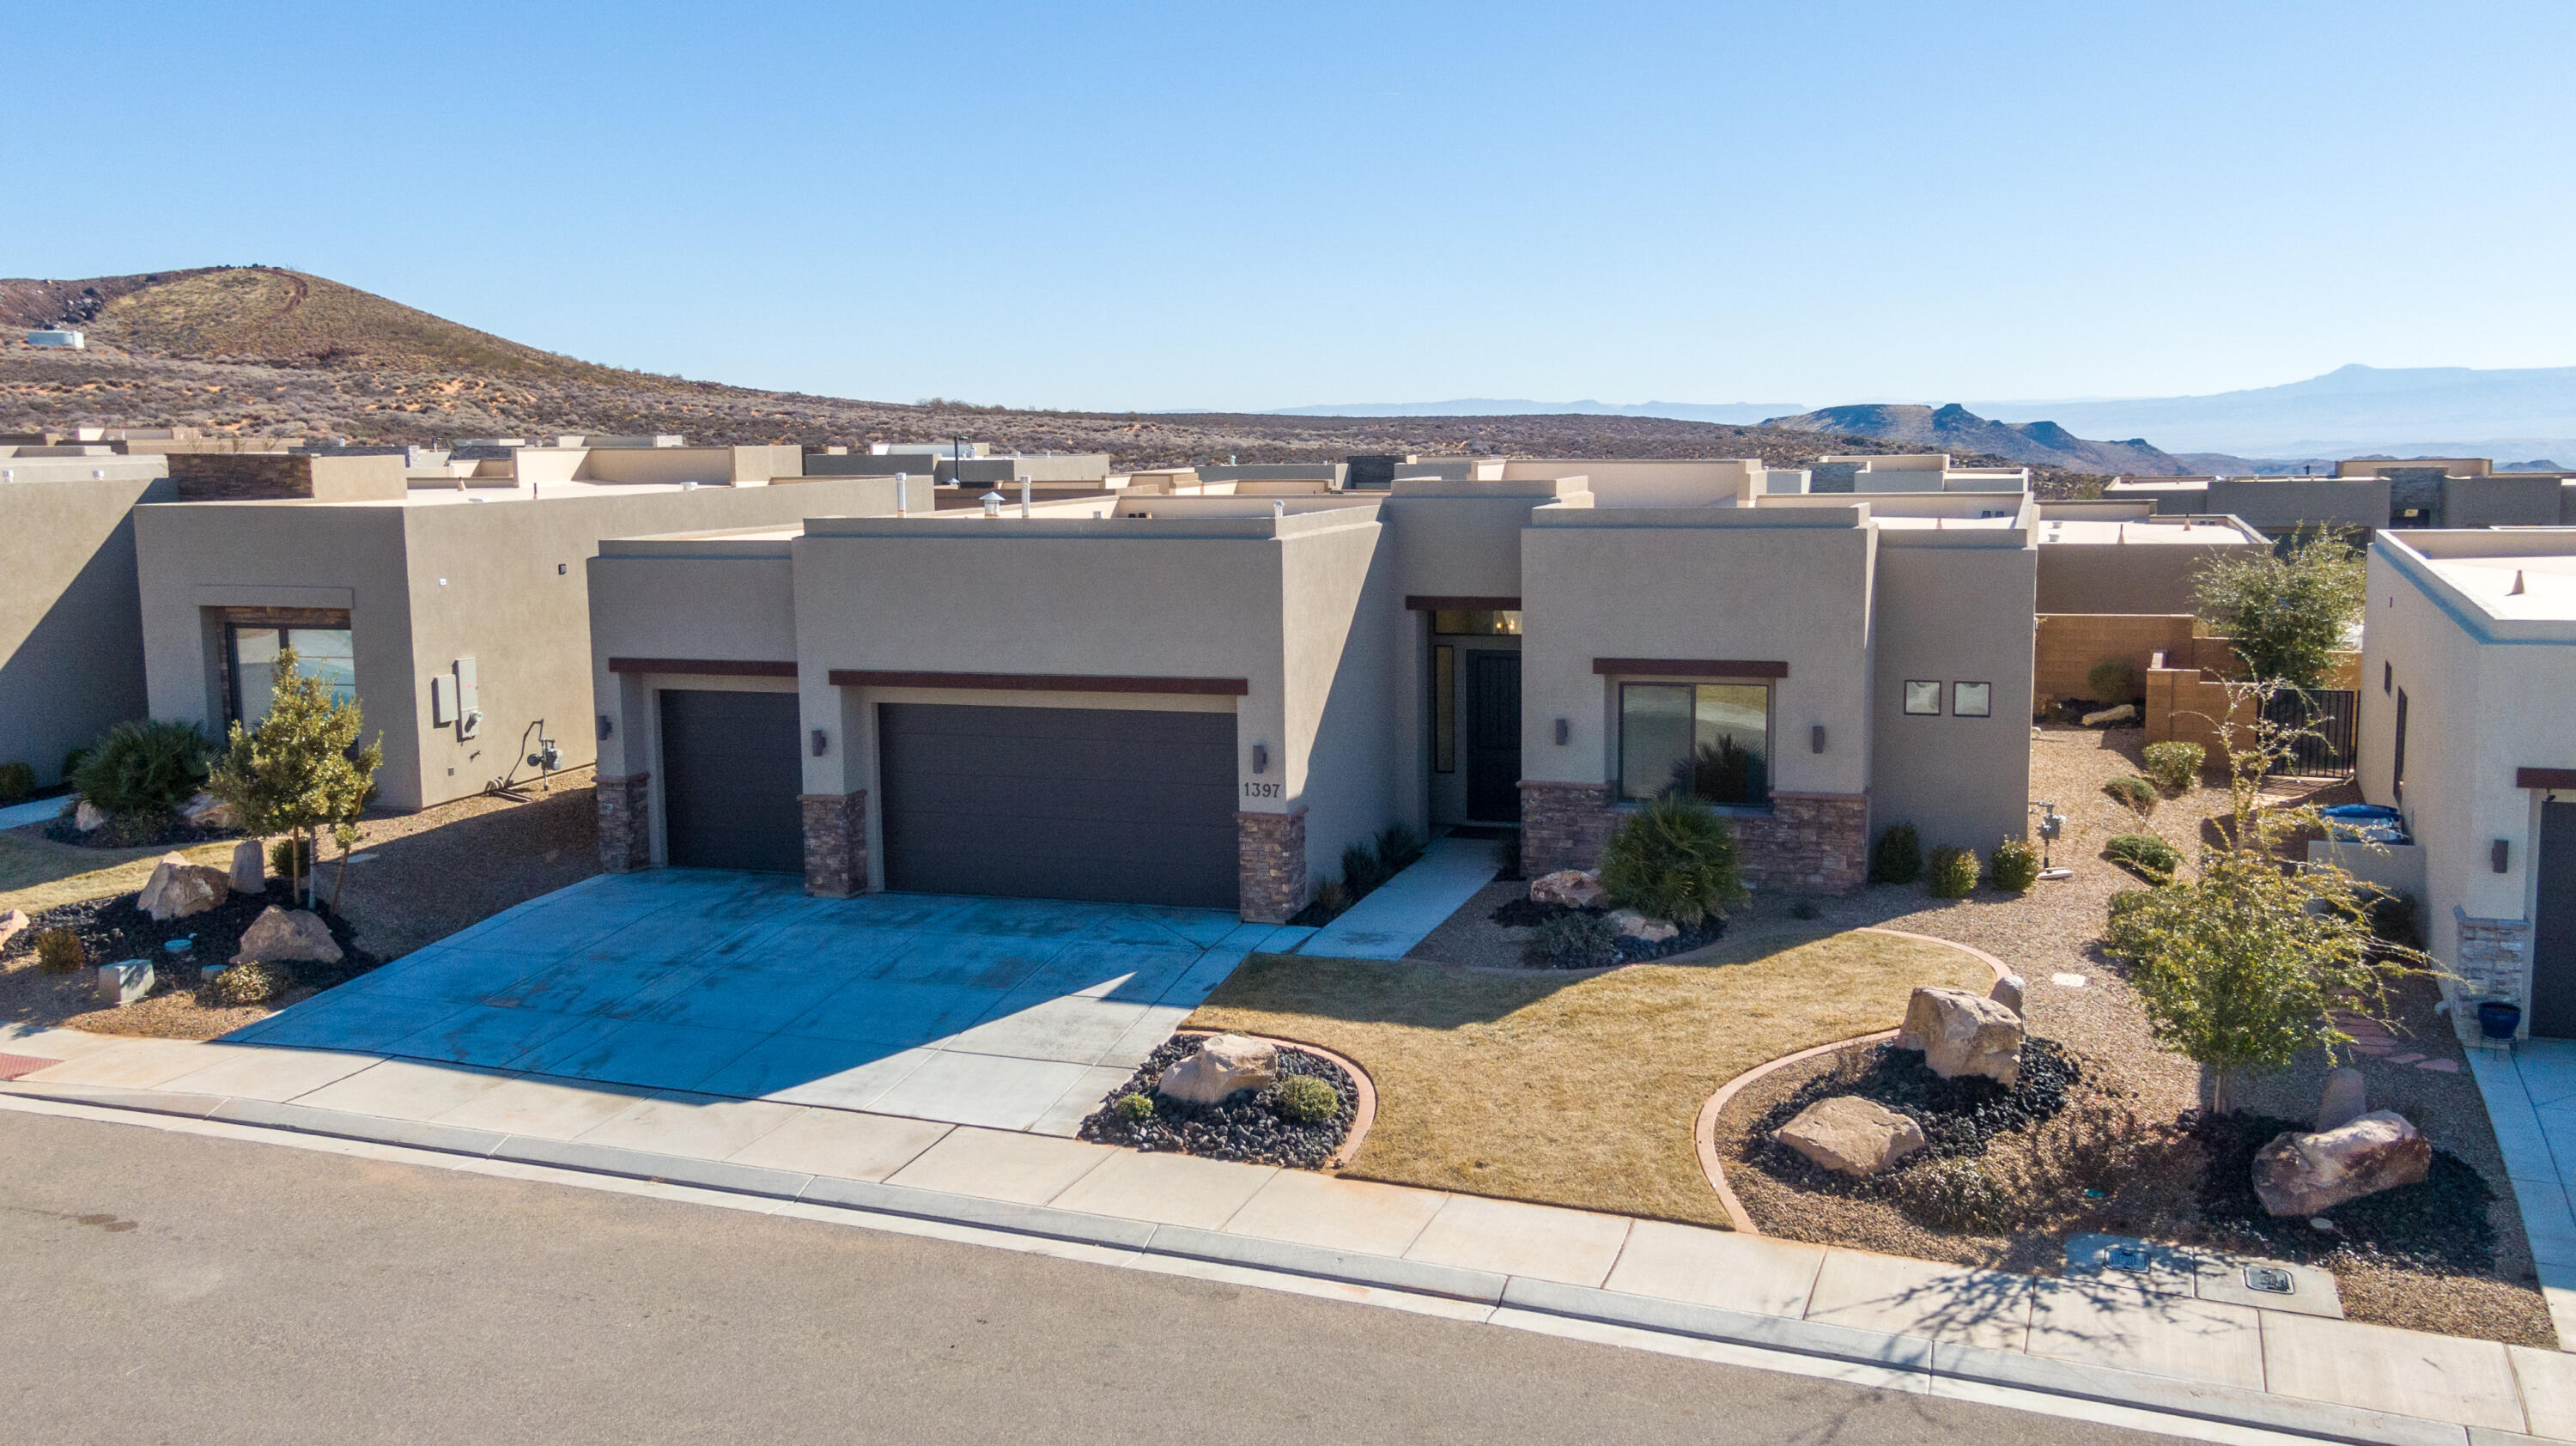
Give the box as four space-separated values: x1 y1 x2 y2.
1618 682 1771 807
228 623 355 727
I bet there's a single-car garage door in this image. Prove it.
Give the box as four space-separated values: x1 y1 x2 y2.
659 689 805 872
878 702 1236 908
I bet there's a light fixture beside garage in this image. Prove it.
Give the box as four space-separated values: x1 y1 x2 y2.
1252 744 1269 775
812 727 829 757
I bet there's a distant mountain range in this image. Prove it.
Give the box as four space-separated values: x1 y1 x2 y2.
1967 364 2576 458
1273 398 1797 424
1758 403 2189 475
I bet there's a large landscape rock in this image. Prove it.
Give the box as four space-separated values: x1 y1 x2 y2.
232 906 343 966
1773 1096 1926 1176
182 792 238 830
96 958 154 1006
2252 1110 2431 1217
0 908 26 953
75 800 106 833
137 853 229 922
2315 1066 2368 1133
228 840 266 894
1606 908 1677 944
1989 973 2026 1014
1894 986 2024 1087
1529 870 1607 908
1158 1033 1279 1105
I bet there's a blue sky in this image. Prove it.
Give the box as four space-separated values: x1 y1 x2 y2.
7 1 2572 412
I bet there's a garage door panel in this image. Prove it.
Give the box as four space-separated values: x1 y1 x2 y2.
660 690 805 873
878 702 1237 908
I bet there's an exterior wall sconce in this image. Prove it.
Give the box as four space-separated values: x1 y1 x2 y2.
1252 744 1270 775
1553 718 1570 745
811 728 829 757
1811 724 1828 754
2494 839 2512 873
597 714 612 740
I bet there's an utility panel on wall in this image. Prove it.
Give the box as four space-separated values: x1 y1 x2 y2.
429 675 456 726
455 656 481 739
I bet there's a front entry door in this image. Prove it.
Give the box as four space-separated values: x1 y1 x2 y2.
2535 802 2576 1038
1466 651 1522 822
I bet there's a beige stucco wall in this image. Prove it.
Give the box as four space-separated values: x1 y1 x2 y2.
1496 459 1759 507
1869 536 2038 854
2206 477 2389 533
2035 538 2241 614
1 473 179 783
2441 475 2562 528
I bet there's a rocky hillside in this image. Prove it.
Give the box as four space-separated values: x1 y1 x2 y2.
2 266 2070 482
1761 402 2189 475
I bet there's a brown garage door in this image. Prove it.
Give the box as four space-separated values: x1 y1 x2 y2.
878 702 1237 908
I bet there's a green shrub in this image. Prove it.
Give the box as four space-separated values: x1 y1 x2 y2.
2366 890 2422 951
2107 888 2156 919
2087 656 2141 702
33 928 85 973
1927 844 1980 899
1534 910 1622 969
1871 823 1923 885
1990 837 2041 892
2105 833 2180 882
1341 842 1389 897
2141 741 2205 793
2103 775 2158 817
1273 1075 1339 1125
270 836 315 886
1599 795 1746 926
60 747 88 782
1373 824 1425 876
1494 831 1522 882
202 959 290 1007
1790 898 1820 920
1112 1091 1154 1121
1895 1156 2011 1231
70 720 209 821
0 762 33 804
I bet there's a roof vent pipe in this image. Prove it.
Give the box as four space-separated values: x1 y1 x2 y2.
1020 476 1031 518
1272 500 1285 519
896 471 910 515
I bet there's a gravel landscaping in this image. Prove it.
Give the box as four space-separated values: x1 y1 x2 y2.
0 881 378 1039
1077 1035 1358 1169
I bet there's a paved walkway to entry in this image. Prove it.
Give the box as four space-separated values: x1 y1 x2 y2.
226 871 1304 1133
1302 835 1502 960
2470 1039 2576 1346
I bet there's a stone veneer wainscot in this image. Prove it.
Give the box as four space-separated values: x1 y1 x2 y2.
1237 808 1307 924
597 772 651 872
801 790 868 898
2456 908 2536 1040
1520 781 1868 895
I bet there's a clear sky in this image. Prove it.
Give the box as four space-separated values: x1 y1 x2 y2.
8 1 2572 413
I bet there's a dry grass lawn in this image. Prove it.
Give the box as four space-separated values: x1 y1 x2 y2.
0 831 238 918
1188 929 1990 1230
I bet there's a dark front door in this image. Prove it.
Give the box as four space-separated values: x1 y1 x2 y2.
2535 802 2576 1038
1466 651 1522 823
659 690 805 872
877 702 1237 908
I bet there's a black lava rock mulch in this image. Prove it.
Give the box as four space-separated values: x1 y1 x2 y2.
2190 1112 2500 1275
1078 1036 1357 1170
14 884 379 1001
1487 898 1728 968
1747 1037 2080 1193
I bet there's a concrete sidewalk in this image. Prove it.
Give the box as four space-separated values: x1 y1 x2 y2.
2469 1042 2576 1349
4 1021 2568 1445
1302 835 1502 960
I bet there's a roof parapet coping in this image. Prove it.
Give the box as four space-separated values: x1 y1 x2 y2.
2373 528 2576 640
804 496 1382 542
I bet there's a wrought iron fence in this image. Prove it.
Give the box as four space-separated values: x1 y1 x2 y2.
2260 688 2358 777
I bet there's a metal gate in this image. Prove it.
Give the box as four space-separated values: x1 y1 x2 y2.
2261 688 2358 777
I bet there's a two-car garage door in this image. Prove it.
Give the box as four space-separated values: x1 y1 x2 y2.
878 703 1238 909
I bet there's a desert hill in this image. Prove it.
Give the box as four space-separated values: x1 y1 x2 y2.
1759 402 2189 475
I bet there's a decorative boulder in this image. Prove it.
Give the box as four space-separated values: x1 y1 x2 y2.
2253 1110 2430 1217
0 908 25 953
1989 973 2027 1014
1529 870 1607 908
2315 1066 2368 1133
1158 1033 1279 1105
1607 908 1677 944
1894 986 2025 1087
96 958 154 1006
137 853 229 922
232 906 343 966
228 839 266 894
75 800 107 833
1774 1096 1926 1176
181 792 238 830
2081 703 2137 726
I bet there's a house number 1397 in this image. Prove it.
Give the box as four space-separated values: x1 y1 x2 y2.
1242 782 1281 799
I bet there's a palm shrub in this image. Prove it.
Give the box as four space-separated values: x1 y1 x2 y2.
0 762 33 804
1990 837 2041 892
207 647 381 910
2104 775 2158 817
1927 844 1979 899
2105 833 2180 882
2087 656 2141 703
70 720 208 823
2142 741 2204 793
1871 823 1923 885
1599 795 1746 927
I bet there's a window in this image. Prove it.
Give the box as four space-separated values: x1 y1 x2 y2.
2392 689 2409 802
228 623 355 727
1952 682 1991 718
1432 646 1456 773
1431 609 1521 636
1903 680 1942 716
1618 682 1770 807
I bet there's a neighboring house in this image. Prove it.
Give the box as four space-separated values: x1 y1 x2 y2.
586 459 2037 920
811 446 1114 487
2032 503 2269 614
133 465 902 811
0 453 176 785
1810 453 2032 495
2356 529 2576 1041
2105 459 2576 533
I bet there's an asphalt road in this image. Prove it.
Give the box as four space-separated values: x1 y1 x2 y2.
0 1108 2180 1446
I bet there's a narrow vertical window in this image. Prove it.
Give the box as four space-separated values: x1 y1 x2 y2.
1433 646 1456 774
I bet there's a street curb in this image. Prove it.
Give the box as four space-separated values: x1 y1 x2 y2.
795 1175 1159 1252
489 1136 817 1201
210 1097 510 1158
1143 1224 1508 1304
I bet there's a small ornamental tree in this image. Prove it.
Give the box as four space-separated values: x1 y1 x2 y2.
2192 531 2366 688
2103 684 2431 1112
207 647 381 909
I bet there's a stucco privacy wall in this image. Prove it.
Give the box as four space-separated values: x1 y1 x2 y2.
136 477 898 811
2032 523 2260 615
1870 529 2037 855
0 471 178 784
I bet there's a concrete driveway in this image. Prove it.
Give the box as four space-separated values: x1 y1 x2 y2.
230 871 1300 1133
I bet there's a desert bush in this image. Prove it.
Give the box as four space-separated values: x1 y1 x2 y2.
201 959 291 1007
1895 1157 2011 1231
1308 878 1351 921
1373 824 1425 876
2106 888 2156 920
2087 656 2141 702
1790 898 1820 920
2194 530 2366 687
1990 838 2040 893
1273 1075 1339 1124
270 836 315 885
60 747 88 782
1534 910 1622 969
2366 890 2422 951
1927 844 1980 899
2011 1098 2158 1199
1341 842 1389 898
1871 823 1923 885
1113 1091 1154 1121
2103 775 2158 817
70 720 208 821
0 762 33 803
1494 830 1522 882
2105 833 2179 882
34 928 85 973
1599 795 1745 926
2141 741 2204 793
